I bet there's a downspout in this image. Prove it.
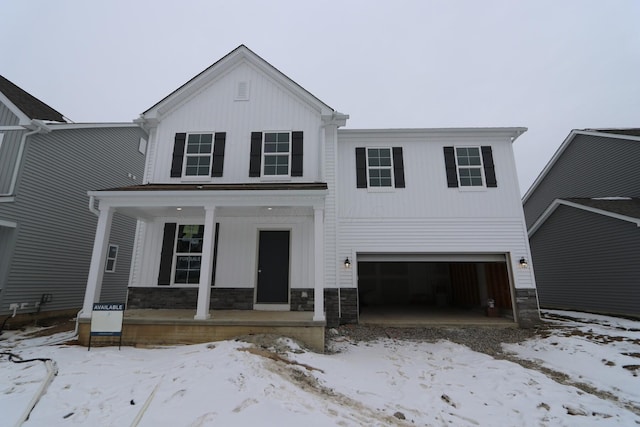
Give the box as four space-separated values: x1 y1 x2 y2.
88 195 100 217
0 120 49 197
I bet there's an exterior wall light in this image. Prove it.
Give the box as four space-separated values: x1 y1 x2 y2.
344 257 351 268
519 257 528 268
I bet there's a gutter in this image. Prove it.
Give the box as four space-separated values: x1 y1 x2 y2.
0 120 50 197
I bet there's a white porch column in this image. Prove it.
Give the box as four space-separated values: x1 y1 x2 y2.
79 206 114 319
195 206 216 320
313 207 325 321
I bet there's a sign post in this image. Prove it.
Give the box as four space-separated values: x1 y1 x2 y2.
89 303 124 350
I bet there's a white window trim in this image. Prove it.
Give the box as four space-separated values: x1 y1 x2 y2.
261 131 292 178
182 132 215 178
105 244 118 273
454 146 486 189
138 137 147 154
170 223 205 286
366 147 395 191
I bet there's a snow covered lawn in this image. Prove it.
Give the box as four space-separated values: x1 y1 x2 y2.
1 310 639 426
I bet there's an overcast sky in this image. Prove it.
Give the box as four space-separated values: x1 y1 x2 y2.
2 0 638 195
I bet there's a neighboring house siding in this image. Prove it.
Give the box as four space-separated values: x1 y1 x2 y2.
0 127 145 315
524 134 640 228
530 205 640 317
0 130 24 194
0 102 19 125
0 226 16 290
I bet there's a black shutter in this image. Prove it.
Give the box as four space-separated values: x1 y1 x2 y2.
211 222 220 286
211 133 226 177
443 146 458 188
170 133 186 177
157 223 177 285
392 147 405 188
481 146 497 187
249 132 262 177
291 131 303 177
355 147 367 188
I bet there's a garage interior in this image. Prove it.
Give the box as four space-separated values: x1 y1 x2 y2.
357 257 515 326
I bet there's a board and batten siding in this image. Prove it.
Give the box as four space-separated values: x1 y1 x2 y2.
0 130 24 194
131 213 315 291
148 62 323 184
524 134 640 229
0 127 145 315
337 218 533 289
530 205 640 318
0 101 19 126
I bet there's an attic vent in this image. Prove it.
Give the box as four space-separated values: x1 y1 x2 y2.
235 81 250 101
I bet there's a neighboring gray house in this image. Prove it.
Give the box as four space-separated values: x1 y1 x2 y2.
523 128 640 318
0 75 146 323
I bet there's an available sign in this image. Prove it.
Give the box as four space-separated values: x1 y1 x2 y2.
89 302 124 350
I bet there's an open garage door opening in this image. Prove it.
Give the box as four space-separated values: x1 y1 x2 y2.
357 257 515 324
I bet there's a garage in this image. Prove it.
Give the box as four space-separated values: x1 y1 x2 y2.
357 254 514 322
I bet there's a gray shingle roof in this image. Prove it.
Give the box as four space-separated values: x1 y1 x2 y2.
0 75 65 122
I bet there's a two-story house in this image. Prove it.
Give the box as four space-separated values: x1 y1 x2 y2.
524 128 640 318
78 46 540 349
0 75 146 326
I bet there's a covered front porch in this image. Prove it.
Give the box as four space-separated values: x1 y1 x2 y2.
79 183 329 347
77 309 326 351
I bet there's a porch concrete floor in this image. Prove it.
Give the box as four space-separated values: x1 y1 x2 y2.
123 309 320 326
359 306 516 327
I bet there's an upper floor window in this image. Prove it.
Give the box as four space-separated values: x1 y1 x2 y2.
263 132 291 176
443 146 497 188
355 147 405 189
455 147 484 187
170 132 226 178
367 148 393 187
249 131 303 178
185 133 213 176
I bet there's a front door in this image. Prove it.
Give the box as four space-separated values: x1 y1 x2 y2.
256 230 290 304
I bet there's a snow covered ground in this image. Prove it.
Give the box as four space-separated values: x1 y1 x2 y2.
1 310 639 426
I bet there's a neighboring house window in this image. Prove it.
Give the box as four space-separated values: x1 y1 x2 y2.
173 225 204 284
157 223 220 286
105 244 118 273
170 132 226 178
443 146 497 188
249 131 303 177
138 137 147 154
355 147 405 189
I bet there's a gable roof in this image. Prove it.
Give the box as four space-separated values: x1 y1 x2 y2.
140 45 340 124
522 128 640 203
528 197 640 237
0 75 66 123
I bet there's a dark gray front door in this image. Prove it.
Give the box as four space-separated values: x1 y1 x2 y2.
256 230 290 303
